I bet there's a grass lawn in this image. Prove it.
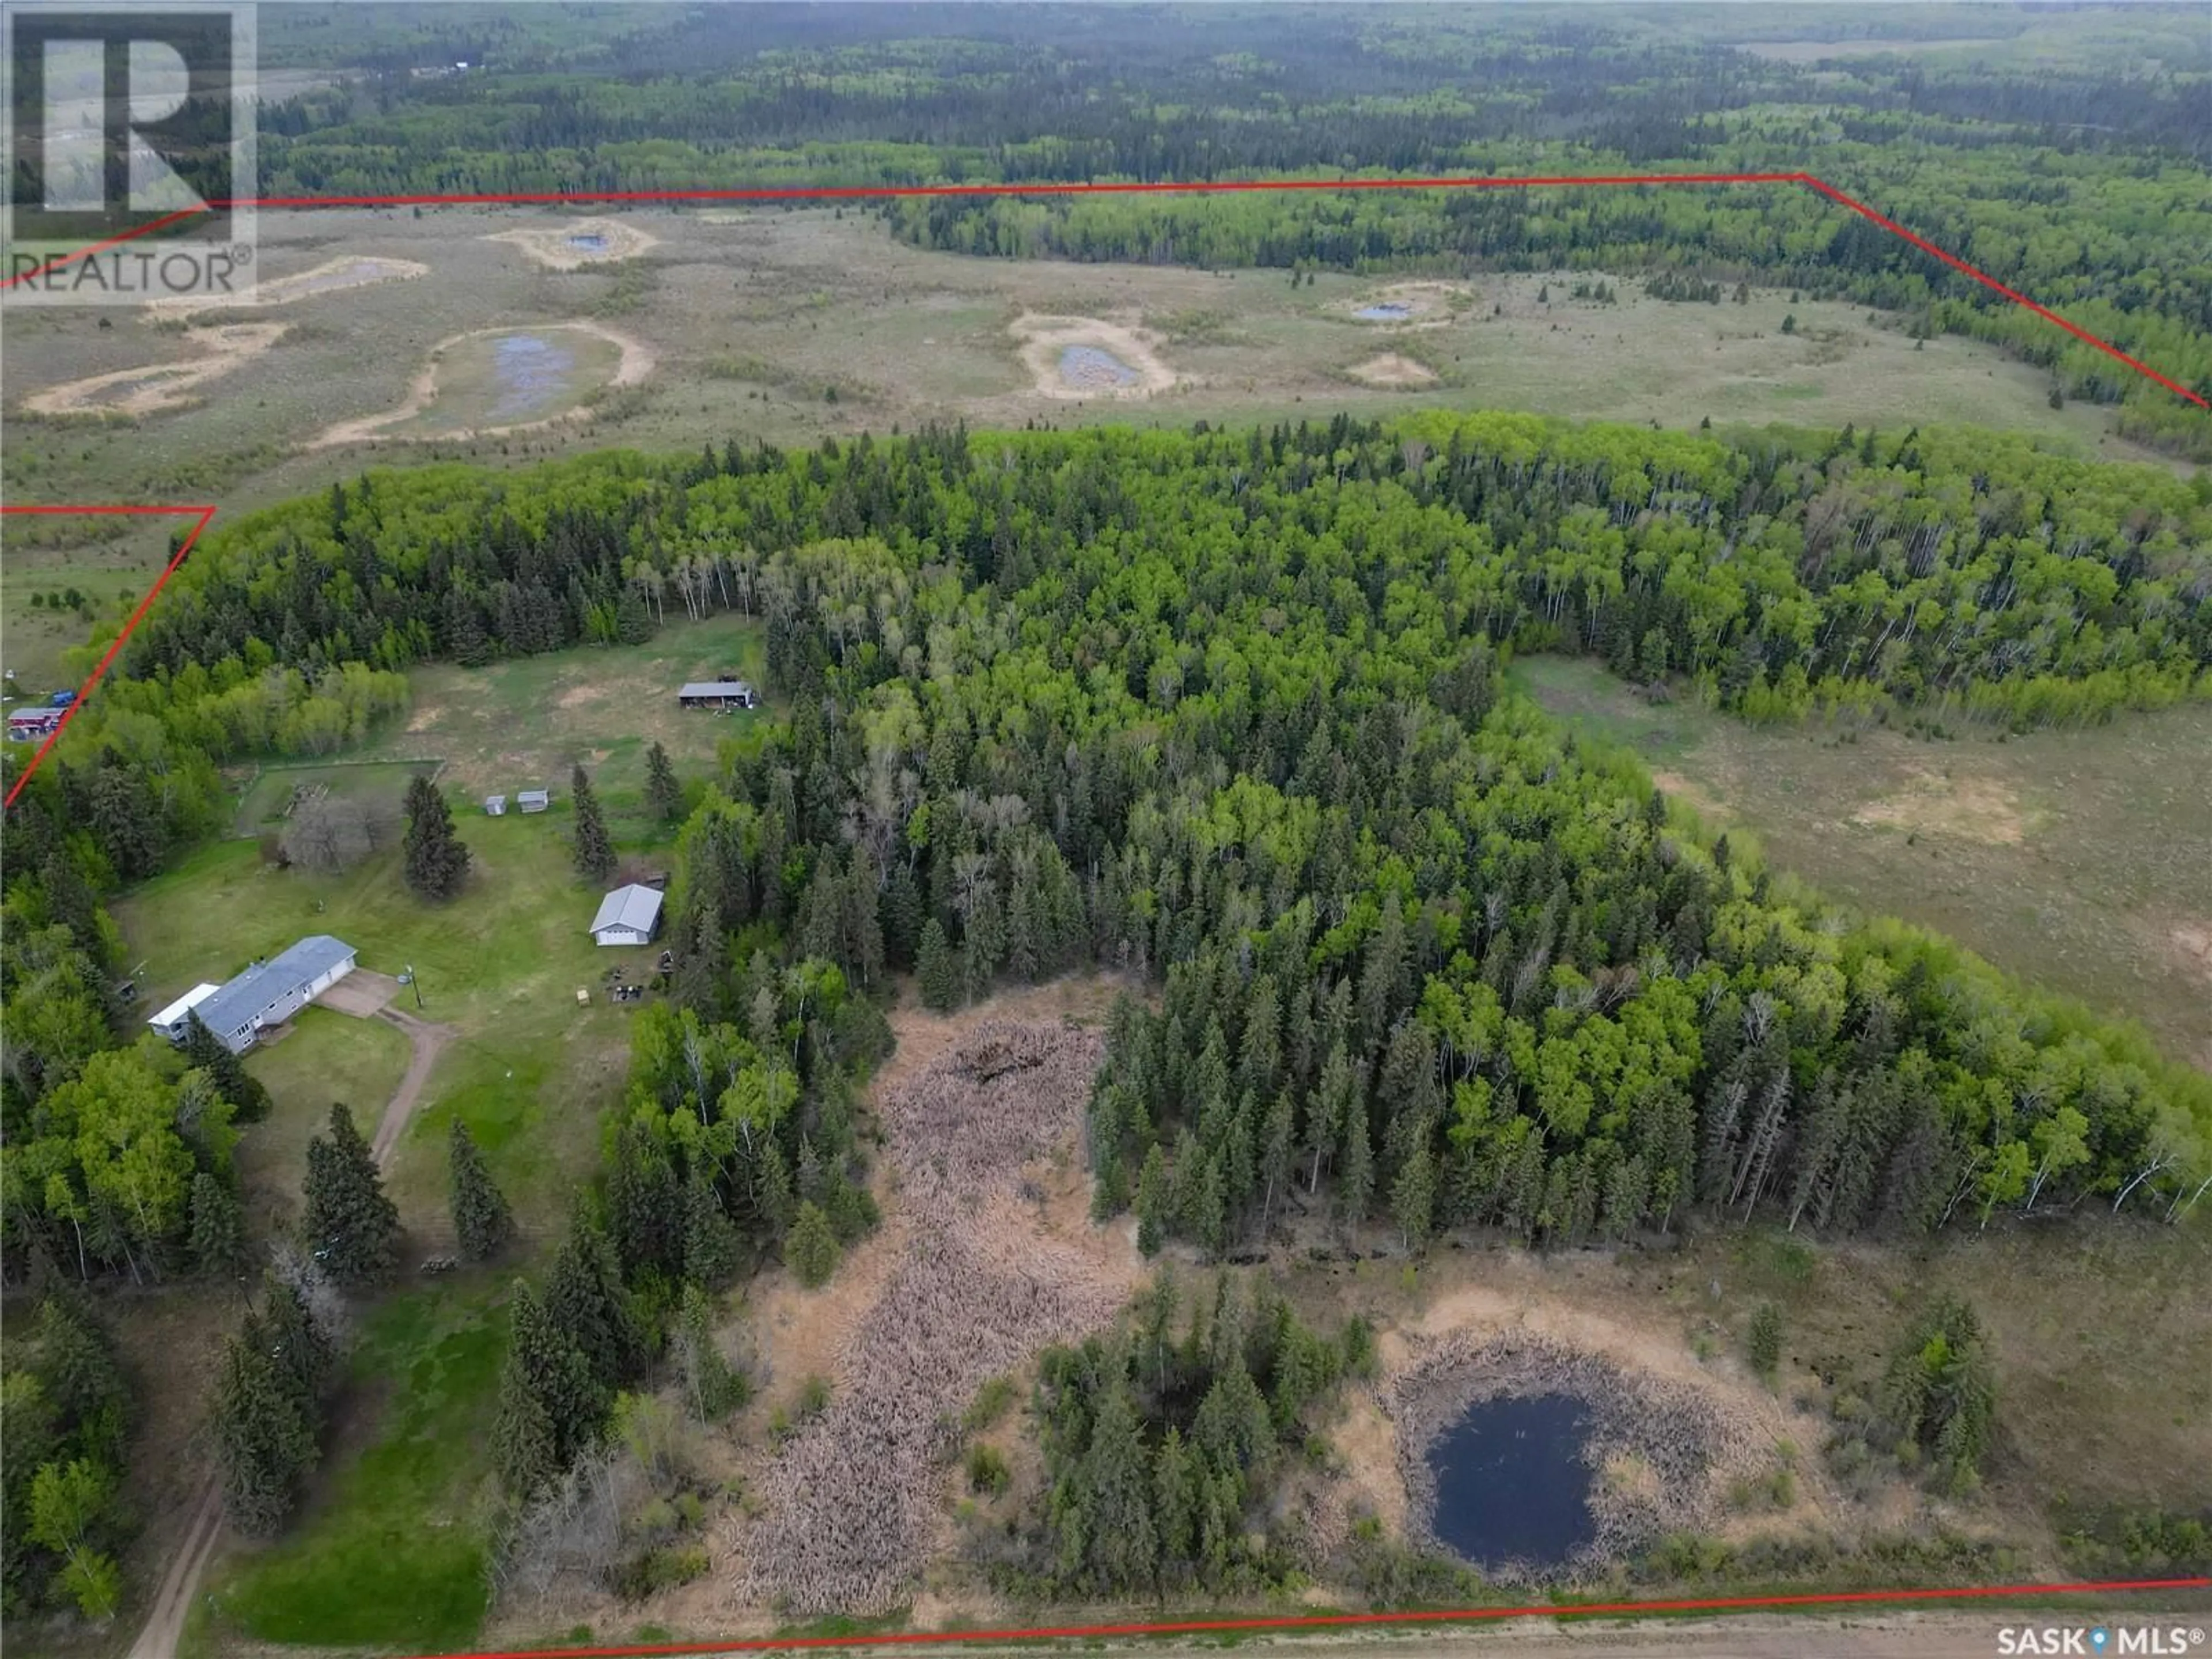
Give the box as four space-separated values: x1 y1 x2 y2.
237 1008 415 1238
114 808 658 1650
198 1275 512 1652
1510 656 2212 1075
354 612 768 832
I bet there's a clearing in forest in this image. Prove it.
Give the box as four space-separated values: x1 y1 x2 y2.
308 321 655 448
486 215 664 270
1011 313 1179 400
724 1003 1142 1616
19 324 289 418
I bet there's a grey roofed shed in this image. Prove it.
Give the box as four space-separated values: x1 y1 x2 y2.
517 789 551 812
589 883 665 944
677 680 757 707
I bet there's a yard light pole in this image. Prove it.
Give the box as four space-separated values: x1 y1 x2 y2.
404 963 423 1011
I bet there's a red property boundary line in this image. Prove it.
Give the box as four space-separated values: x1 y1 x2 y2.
1 182 2209 1657
0 505 215 806
412 1579 2212 1659
4 172 2206 410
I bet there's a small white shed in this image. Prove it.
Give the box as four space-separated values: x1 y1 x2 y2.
589 884 664 947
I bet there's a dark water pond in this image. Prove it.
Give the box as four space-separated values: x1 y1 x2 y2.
1426 1392 1597 1569
489 333 577 421
1355 302 1414 321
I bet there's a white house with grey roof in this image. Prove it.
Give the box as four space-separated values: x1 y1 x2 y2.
157 934 359 1054
589 883 664 946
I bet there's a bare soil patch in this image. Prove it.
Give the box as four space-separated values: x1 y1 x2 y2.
1011 313 1179 400
723 1006 1142 1616
142 254 427 321
20 323 287 417
1849 766 2029 845
1347 352 1437 388
1342 280 1474 328
486 215 663 270
306 321 655 448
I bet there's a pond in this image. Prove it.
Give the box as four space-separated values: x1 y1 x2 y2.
1059 344 1138 389
1354 302 1414 321
488 333 578 422
1425 1392 1597 1570
568 233 608 252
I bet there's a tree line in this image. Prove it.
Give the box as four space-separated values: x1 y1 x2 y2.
240 7 2212 453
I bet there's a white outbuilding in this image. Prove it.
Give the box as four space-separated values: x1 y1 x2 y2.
589 883 664 947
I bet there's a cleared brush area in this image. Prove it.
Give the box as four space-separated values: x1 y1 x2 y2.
728 1011 1141 1615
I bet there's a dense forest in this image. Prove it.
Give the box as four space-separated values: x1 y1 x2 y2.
237 6 2212 453
7 406 2212 1617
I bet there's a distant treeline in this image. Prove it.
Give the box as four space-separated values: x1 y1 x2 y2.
241 7 2212 453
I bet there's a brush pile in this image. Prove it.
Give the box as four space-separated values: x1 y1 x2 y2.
732 1021 1124 1613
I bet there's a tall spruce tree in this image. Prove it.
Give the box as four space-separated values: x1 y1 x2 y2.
785 1200 840 1287
181 1011 273 1123
188 1172 249 1276
673 1282 748 1423
211 1313 318 1536
493 1282 603 1498
683 1161 743 1289
542 1214 647 1391
916 918 959 1011
448 1121 515 1262
402 775 470 900
571 764 615 882
644 741 684 825
301 1103 399 1283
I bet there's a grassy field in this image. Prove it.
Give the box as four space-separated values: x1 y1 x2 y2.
113 801 659 1649
1 203 2168 699
352 612 767 827
195 1277 511 1653
230 757 441 840
1511 656 2212 1073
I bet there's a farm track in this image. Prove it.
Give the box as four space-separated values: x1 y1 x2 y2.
120 1005 455 1659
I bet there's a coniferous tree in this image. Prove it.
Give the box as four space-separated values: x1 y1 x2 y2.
645 741 684 825
683 1161 743 1289
448 1121 515 1263
916 918 959 1011
1748 1301 1783 1383
785 1200 840 1287
493 1282 603 1498
301 1104 399 1283
571 764 615 883
211 1314 318 1536
543 1215 647 1391
188 1172 249 1276
672 1282 748 1423
402 775 470 900
181 1012 274 1123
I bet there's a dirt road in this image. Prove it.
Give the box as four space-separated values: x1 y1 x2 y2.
120 1007 455 1659
369 1005 457 1162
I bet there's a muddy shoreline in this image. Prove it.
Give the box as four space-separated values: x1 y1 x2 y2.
1384 1332 1729 1580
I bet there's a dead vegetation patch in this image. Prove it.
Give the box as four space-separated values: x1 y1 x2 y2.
486 215 663 270
19 323 287 417
142 253 427 320
724 1014 1141 1615
1850 767 2029 845
1346 353 1437 388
